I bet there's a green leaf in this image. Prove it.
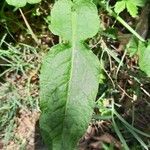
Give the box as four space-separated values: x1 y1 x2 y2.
139 45 150 77
27 0 41 4
40 43 100 149
6 0 26 7
50 0 99 41
127 37 139 57
6 0 41 7
126 1 138 17
130 0 147 7
114 1 126 14
40 0 100 149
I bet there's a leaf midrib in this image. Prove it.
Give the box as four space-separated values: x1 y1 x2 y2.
61 10 78 142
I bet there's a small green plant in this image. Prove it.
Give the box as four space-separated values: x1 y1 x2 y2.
39 0 101 149
100 0 150 77
114 0 147 17
126 3 150 77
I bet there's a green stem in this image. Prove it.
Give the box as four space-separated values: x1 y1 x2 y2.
111 100 130 150
19 9 39 45
99 2 145 42
0 1 6 15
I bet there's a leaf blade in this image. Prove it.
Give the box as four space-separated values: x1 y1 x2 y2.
6 0 26 7
50 0 99 41
40 44 100 149
114 1 126 14
6 0 41 7
126 1 138 17
139 45 150 76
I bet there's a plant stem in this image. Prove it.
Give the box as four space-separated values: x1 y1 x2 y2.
111 100 130 150
99 2 145 42
19 9 39 45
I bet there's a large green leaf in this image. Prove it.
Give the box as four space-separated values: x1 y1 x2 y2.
40 0 100 149
50 0 99 41
40 43 100 149
6 0 41 7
